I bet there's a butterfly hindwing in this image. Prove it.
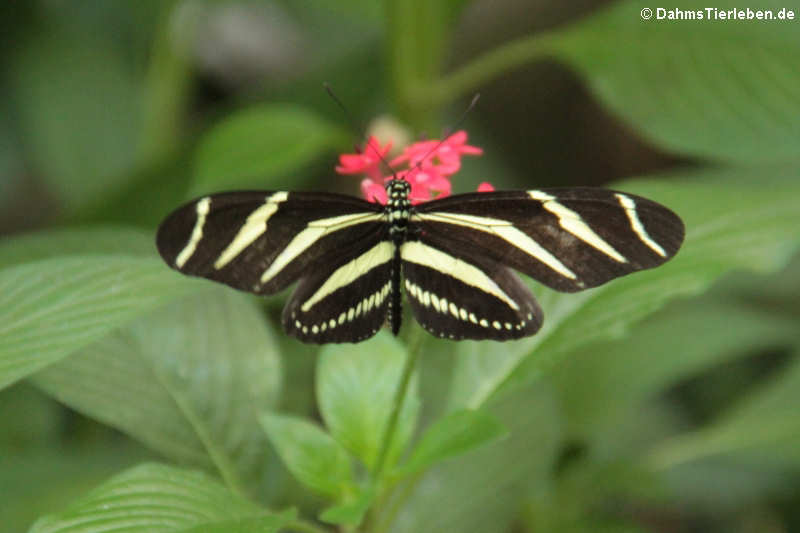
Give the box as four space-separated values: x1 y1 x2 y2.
283 239 395 343
400 240 542 341
413 188 684 292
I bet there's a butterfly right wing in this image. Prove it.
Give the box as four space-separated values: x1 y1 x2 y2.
156 191 384 295
400 240 543 341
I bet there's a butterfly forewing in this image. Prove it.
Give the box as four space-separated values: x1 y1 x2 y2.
401 240 542 340
156 191 383 295
413 188 684 293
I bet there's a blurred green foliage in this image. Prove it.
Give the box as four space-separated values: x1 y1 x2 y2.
1 1 800 532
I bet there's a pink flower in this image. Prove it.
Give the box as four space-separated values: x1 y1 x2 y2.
361 178 387 204
337 129 488 204
399 166 452 203
390 130 483 175
335 136 391 181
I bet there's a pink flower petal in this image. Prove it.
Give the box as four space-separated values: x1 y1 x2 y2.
361 179 387 204
335 136 392 176
338 128 484 204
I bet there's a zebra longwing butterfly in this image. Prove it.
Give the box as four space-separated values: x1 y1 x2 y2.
156 179 684 343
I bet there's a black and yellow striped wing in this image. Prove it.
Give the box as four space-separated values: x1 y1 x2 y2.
401 240 543 341
156 191 384 295
156 191 398 344
156 184 684 343
281 241 395 343
402 187 684 340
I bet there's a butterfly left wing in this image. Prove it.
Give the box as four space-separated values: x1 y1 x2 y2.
412 187 684 293
156 190 384 295
157 191 395 343
282 239 396 343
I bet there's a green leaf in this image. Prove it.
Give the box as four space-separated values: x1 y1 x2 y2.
391 384 561 533
553 0 800 163
33 290 281 483
552 292 800 446
0 228 205 391
180 514 298 533
316 331 419 471
659 459 794 508
0 428 151 533
319 485 376 526
30 463 294 533
448 171 800 410
399 409 508 475
192 104 345 194
0 227 155 270
8 26 140 211
647 351 800 471
0 254 199 391
260 412 352 497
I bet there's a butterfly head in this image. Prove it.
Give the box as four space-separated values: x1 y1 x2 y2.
386 179 411 206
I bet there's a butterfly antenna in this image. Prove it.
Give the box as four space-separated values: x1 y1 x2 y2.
407 93 481 178
323 82 399 179
323 82 364 152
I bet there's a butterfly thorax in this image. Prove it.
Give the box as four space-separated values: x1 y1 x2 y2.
386 179 412 245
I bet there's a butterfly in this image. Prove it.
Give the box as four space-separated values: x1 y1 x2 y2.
156 177 684 343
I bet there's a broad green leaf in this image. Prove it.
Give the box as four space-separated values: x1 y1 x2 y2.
647 351 800 471
0 227 155 270
0 255 199 391
398 409 508 475
1 427 152 533
192 104 345 194
317 331 419 471
9 26 140 212
448 171 800 410
30 463 293 533
391 384 561 533
33 290 281 481
553 0 800 163
180 514 298 533
319 485 376 526
260 413 352 497
659 458 795 508
0 383 61 449
552 294 800 445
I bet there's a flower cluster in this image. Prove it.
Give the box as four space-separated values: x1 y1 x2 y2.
335 130 492 204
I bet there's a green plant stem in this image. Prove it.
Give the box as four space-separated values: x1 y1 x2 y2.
385 0 449 132
373 325 425 480
412 30 561 110
372 471 425 533
140 1 192 165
